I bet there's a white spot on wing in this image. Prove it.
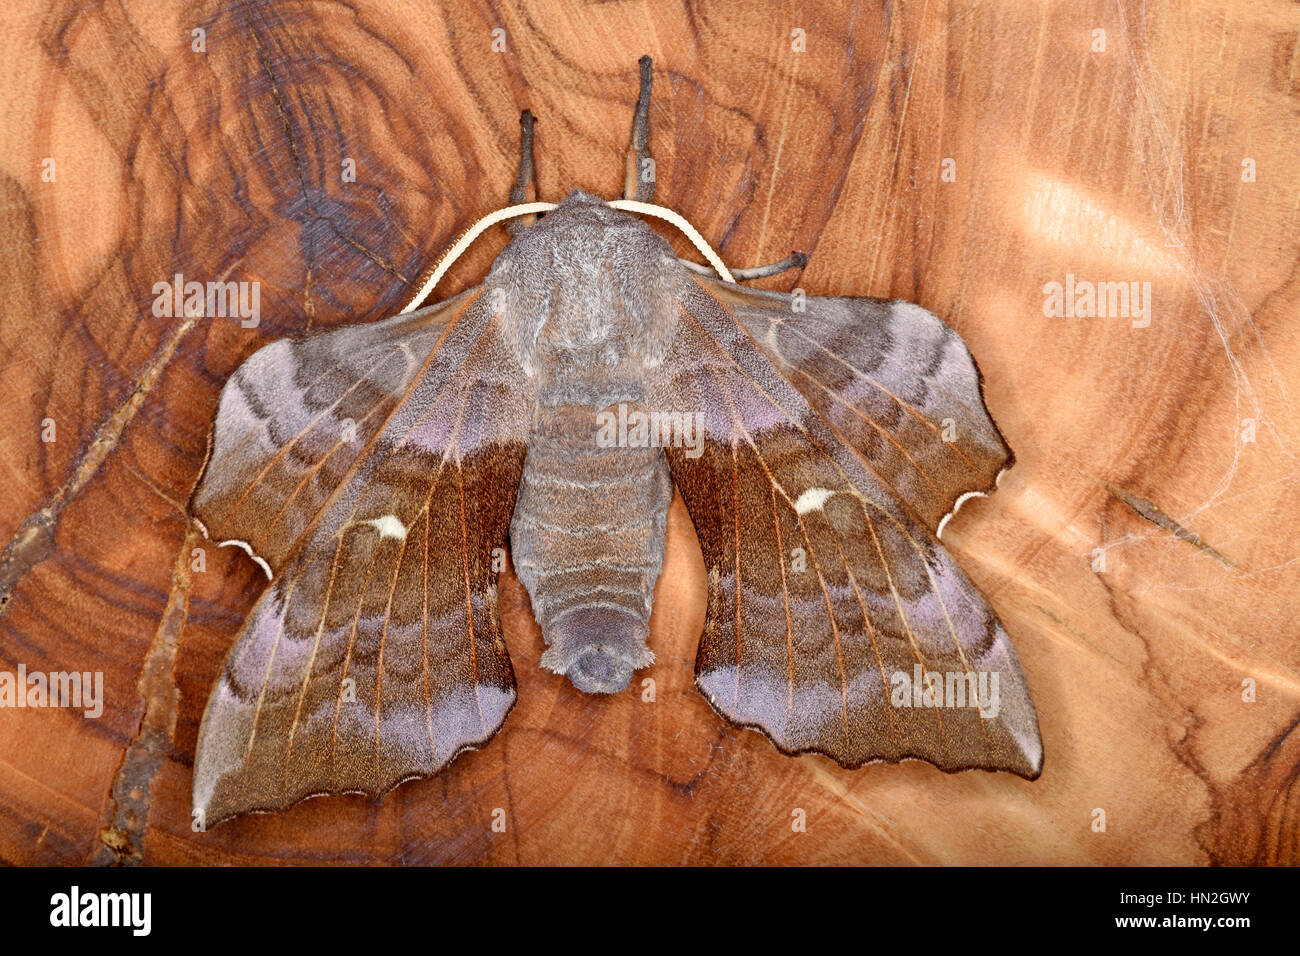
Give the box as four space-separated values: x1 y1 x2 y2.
365 515 408 540
794 487 835 515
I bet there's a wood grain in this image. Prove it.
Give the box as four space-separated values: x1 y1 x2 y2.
0 0 1297 864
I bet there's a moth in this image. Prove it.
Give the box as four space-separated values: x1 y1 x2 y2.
190 57 1041 826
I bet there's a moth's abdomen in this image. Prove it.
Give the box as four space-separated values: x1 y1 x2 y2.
510 402 672 694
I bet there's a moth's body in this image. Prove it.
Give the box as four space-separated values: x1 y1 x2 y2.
501 192 678 691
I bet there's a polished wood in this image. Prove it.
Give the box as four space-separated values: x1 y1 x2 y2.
0 0 1296 864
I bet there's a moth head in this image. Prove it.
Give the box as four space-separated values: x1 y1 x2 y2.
539 606 655 695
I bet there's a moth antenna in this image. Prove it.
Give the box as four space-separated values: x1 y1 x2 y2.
679 250 807 280
624 54 655 203
508 110 540 236
400 201 557 313
607 199 735 282
404 196 737 314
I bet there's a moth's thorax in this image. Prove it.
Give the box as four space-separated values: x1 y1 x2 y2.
487 190 684 379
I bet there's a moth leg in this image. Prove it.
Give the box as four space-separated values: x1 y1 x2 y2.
508 109 539 236
623 55 655 202
679 251 808 280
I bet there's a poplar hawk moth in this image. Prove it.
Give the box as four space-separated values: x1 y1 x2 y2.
189 56 1041 826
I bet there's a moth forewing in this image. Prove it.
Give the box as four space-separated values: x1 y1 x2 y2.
699 278 1014 535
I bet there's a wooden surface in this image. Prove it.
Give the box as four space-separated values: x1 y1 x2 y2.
0 0 1297 865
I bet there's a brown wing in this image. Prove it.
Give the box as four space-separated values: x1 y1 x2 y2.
701 278 1011 534
192 290 473 568
649 278 1040 777
190 290 534 826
